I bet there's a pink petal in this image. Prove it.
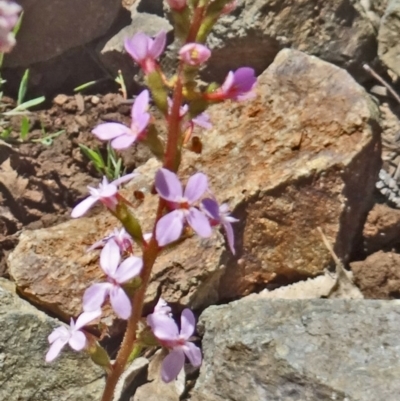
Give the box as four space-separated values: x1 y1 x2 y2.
68 330 87 351
149 31 166 59
161 349 185 383
182 342 202 367
109 286 131 319
114 256 143 283
201 198 220 221
132 89 149 121
155 210 184 246
155 168 183 202
71 196 98 218
100 240 121 276
147 313 179 340
45 338 68 362
186 208 212 238
221 71 234 93
48 326 69 344
180 309 196 339
74 309 102 330
83 283 111 312
112 172 138 187
184 173 208 204
92 122 131 141
223 221 236 255
124 33 150 61
111 134 137 149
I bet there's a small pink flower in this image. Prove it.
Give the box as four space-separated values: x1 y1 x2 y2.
179 43 211 67
92 90 150 149
166 0 187 11
202 197 239 254
0 1 22 53
45 309 101 363
222 0 237 14
87 227 134 254
207 67 256 101
71 173 137 218
83 240 143 319
124 31 166 74
147 308 202 383
155 168 212 246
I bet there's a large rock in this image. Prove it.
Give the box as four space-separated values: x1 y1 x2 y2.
8 49 380 326
193 298 400 401
98 2 172 88
5 0 122 67
0 279 104 401
203 0 377 82
378 0 400 77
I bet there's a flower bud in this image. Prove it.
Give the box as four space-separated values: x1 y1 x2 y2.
179 43 211 66
166 0 187 11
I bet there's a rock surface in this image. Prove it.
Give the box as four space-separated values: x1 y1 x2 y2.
203 0 377 82
362 203 400 253
8 49 380 326
351 250 400 298
378 0 400 77
5 0 122 67
192 298 400 401
0 279 104 401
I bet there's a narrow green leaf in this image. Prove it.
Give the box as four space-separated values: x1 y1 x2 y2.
20 116 29 140
79 144 105 170
17 69 29 106
74 80 98 92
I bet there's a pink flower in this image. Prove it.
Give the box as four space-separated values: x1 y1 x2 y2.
71 173 137 218
92 90 150 149
152 297 172 317
0 1 21 53
166 0 187 11
207 67 256 101
147 308 202 383
45 309 101 363
124 31 166 74
202 197 239 254
83 240 143 320
87 227 134 254
222 0 237 14
179 43 211 67
155 168 212 246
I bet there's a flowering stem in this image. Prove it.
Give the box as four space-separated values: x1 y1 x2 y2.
100 201 165 401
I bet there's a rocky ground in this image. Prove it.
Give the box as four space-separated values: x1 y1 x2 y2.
3 1 400 401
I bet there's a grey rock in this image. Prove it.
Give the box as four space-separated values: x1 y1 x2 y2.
203 0 377 82
0 278 104 401
378 0 400 77
5 0 122 67
97 2 172 89
193 298 400 401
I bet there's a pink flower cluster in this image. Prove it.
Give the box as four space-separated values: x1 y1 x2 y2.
147 299 202 382
0 0 21 53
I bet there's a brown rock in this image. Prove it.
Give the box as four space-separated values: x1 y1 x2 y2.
8 49 380 326
351 251 400 298
363 203 400 253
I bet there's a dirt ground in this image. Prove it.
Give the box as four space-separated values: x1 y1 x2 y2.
0 93 152 276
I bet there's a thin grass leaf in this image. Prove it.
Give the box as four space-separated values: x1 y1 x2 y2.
79 144 106 173
20 116 29 140
17 69 29 105
74 81 98 92
7 96 46 115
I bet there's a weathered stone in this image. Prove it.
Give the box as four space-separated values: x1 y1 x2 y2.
97 2 172 87
0 278 104 401
378 0 400 77
363 203 400 253
5 0 122 68
351 250 400 298
193 298 400 401
8 50 380 326
203 0 377 82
